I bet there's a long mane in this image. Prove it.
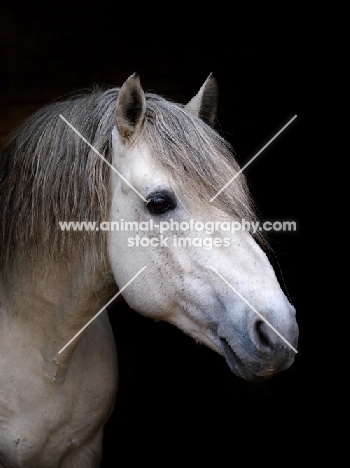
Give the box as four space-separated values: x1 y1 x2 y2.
0 86 266 274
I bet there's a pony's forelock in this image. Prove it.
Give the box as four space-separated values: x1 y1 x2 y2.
0 87 267 275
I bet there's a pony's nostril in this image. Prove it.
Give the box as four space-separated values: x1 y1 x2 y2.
255 320 273 349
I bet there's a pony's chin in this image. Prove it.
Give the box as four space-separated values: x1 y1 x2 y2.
220 338 264 382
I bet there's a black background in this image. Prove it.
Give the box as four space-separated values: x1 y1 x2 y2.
1 2 315 465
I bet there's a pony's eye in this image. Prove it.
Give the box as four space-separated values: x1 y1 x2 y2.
146 194 174 214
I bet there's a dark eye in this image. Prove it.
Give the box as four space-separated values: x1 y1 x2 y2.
146 193 174 214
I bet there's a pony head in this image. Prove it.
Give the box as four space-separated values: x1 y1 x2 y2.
107 73 298 381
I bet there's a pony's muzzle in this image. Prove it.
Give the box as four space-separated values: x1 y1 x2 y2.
219 308 299 382
248 311 299 377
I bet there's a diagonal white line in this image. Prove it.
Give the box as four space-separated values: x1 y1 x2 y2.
173 190 187 209
209 115 297 203
58 266 148 354
209 266 298 353
59 114 147 202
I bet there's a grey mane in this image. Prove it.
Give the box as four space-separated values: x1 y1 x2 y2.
0 86 266 275
0 87 117 274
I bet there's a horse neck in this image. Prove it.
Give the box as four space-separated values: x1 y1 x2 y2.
0 252 116 380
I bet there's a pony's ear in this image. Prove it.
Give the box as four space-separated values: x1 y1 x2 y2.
116 72 146 140
184 73 218 127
